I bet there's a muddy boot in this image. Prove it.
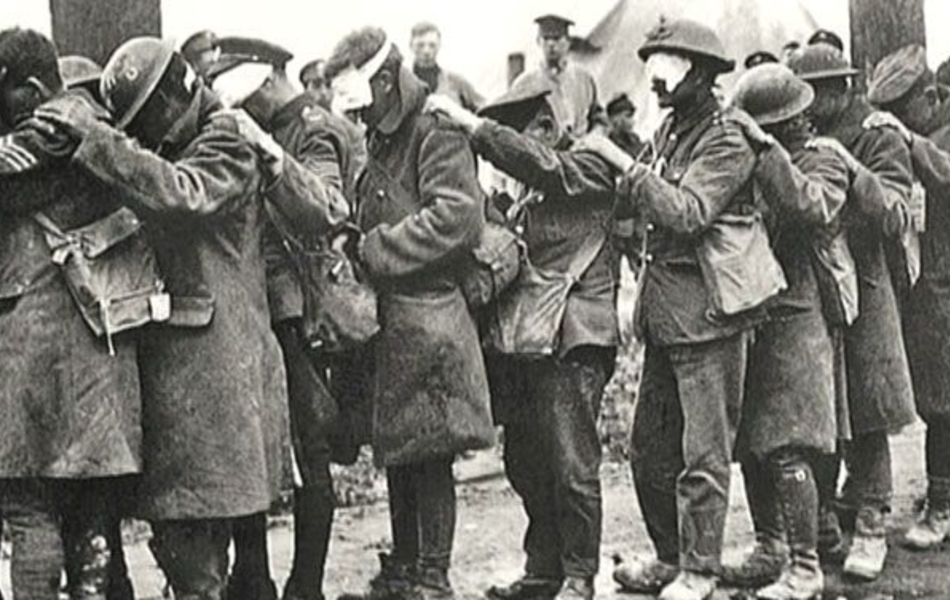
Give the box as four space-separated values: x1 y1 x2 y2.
904 476 950 550
722 460 788 587
414 566 453 600
283 487 336 600
843 507 887 581
756 456 822 600
338 553 417 600
612 558 679 594
487 576 562 600
553 577 593 600
658 571 717 600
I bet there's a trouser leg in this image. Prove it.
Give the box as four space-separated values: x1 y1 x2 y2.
767 449 820 575
503 417 562 579
925 419 950 510
842 431 892 514
149 519 232 600
230 513 275 599
630 343 683 566
61 480 116 600
285 483 335 599
671 332 751 573
386 465 420 566
532 349 610 580
740 457 784 549
415 457 456 575
3 480 64 600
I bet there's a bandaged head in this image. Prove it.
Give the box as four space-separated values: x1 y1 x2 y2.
330 33 394 115
211 62 274 108
644 52 693 95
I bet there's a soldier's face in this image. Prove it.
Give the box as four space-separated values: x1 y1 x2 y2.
410 32 441 68
806 80 850 132
524 104 560 147
892 86 940 135
539 34 570 65
0 80 47 127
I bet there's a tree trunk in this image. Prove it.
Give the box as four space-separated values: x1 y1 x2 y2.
50 0 161 66
850 0 925 81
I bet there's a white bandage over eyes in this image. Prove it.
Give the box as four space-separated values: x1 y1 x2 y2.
644 52 693 93
212 63 274 108
330 34 394 115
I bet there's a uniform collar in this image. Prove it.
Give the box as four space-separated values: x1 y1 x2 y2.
160 86 220 156
543 57 570 77
825 94 871 148
270 93 318 133
669 93 720 138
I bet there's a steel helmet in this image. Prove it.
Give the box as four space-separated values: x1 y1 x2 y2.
638 17 735 74
100 37 176 129
787 43 859 82
732 63 814 126
58 55 103 90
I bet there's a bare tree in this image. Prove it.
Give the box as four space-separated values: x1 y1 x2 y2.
850 0 925 80
50 0 161 65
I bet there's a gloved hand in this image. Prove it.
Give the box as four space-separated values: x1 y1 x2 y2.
424 94 483 133
574 131 636 173
32 92 111 141
863 110 913 144
213 108 284 179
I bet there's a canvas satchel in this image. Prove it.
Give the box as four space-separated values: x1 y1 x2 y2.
33 208 168 354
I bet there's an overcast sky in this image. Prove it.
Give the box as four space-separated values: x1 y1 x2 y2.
1 0 947 99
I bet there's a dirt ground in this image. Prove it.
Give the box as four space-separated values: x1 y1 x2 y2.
1 424 947 600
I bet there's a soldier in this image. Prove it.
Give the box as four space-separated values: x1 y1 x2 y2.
0 29 143 600
210 37 355 600
511 15 603 138
808 30 845 53
325 27 494 600
605 93 646 158
582 18 773 600
726 63 854 600
409 22 484 111
744 51 780 70
428 77 620 600
789 43 918 581
35 37 288 599
300 59 333 109
864 44 950 551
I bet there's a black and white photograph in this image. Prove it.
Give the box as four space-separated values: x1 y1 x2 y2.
0 0 948 598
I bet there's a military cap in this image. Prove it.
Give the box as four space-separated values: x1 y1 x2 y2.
868 44 929 106
744 51 779 70
205 37 294 81
732 63 814 126
535 14 574 38
299 59 326 86
808 29 844 52
606 93 636 117
639 17 735 73
787 43 858 81
59 55 103 89
181 30 217 60
480 82 553 131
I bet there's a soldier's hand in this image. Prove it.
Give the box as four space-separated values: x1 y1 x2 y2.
424 94 482 133
214 108 284 178
863 111 912 144
807 136 862 174
33 93 109 140
575 131 636 173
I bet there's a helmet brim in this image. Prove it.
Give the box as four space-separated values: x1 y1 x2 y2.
797 67 860 82
754 84 815 126
638 45 736 74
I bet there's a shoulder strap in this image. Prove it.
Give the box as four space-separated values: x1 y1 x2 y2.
32 211 66 238
564 223 609 281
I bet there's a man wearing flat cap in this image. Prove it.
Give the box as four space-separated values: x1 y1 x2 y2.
511 14 604 139
210 36 357 600
605 92 646 159
429 73 620 600
865 43 950 553
579 17 775 600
